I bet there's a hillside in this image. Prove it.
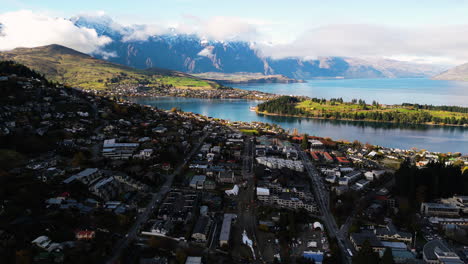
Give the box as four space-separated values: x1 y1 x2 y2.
192 72 304 84
432 63 468 81
72 15 444 79
0 44 219 90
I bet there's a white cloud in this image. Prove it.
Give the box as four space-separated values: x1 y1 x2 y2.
260 24 468 65
176 15 263 41
0 10 112 53
122 24 168 42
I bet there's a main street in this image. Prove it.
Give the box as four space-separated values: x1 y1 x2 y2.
239 136 263 262
296 146 353 264
106 132 209 264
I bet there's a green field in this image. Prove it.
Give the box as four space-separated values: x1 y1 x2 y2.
0 44 219 90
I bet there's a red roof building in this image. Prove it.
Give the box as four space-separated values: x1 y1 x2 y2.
75 230 95 240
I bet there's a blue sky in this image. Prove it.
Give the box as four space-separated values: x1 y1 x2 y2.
3 0 468 30
2 0 468 64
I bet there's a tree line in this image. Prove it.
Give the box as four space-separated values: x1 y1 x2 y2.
394 161 468 210
402 103 468 114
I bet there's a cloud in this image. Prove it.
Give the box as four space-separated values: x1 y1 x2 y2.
260 24 468 65
0 10 112 53
122 24 168 42
175 15 262 41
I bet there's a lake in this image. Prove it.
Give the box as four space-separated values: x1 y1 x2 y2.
235 78 468 106
127 96 468 154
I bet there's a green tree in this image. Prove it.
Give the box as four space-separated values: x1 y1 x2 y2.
72 152 87 167
352 240 379 264
380 248 395 264
301 134 309 150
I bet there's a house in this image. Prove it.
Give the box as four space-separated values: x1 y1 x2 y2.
364 170 386 181
191 216 212 242
219 214 237 247
75 230 95 240
136 149 154 159
309 140 324 150
152 126 168 134
31 236 63 252
148 220 173 236
217 170 236 184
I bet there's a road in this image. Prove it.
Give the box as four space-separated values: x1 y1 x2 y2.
237 135 264 262
105 132 209 264
297 146 353 264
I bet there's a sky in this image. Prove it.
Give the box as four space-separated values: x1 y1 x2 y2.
1 0 468 65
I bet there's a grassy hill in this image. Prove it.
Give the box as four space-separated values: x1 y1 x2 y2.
0 44 220 90
192 72 303 84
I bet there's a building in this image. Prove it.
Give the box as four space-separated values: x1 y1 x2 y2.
428 217 468 226
257 192 318 213
364 170 386 181
420 203 460 217
90 177 121 201
386 249 416 264
350 232 385 253
63 168 100 184
75 230 95 240
191 216 212 242
256 157 304 172
374 223 412 244
189 175 207 189
185 256 202 264
323 152 334 162
102 139 139 160
309 140 324 150
441 195 468 214
216 171 236 184
219 214 236 247
422 239 464 264
303 251 324 264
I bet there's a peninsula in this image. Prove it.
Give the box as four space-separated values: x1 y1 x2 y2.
256 96 468 126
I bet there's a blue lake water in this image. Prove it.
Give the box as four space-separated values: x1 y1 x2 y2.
235 78 468 106
127 78 468 153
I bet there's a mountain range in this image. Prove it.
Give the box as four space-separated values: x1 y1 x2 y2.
433 62 468 81
73 16 445 79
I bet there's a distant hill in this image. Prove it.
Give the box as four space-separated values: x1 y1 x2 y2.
0 44 220 90
432 63 468 81
72 15 445 79
192 72 303 84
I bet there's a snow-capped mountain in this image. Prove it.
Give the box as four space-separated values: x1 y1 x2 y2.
72 16 444 79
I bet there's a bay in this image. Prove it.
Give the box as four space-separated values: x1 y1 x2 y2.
127 96 468 154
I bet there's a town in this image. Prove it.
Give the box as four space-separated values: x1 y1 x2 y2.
1 63 468 264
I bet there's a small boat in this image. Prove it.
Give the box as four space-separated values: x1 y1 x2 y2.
249 106 256 111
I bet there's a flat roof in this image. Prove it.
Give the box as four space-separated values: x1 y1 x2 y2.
219 214 236 242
